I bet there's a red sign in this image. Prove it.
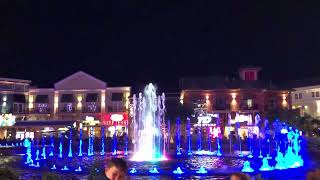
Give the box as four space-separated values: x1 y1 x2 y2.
102 113 128 126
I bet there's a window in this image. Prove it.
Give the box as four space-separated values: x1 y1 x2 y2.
35 95 49 103
295 94 298 99
13 103 24 113
13 94 26 103
86 93 98 102
312 92 315 97
247 99 253 108
317 92 320 97
299 93 302 99
244 71 255 81
60 94 75 103
111 93 123 101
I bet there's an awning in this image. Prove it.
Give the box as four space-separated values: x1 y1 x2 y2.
14 120 76 128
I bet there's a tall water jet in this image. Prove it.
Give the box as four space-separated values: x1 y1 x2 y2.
124 124 128 156
197 123 202 151
112 123 117 155
167 119 170 153
41 136 46 159
100 126 105 156
23 138 33 165
206 126 211 152
88 127 94 156
176 118 181 155
78 123 83 157
59 133 63 158
68 129 73 158
187 117 192 155
131 83 166 161
49 133 54 157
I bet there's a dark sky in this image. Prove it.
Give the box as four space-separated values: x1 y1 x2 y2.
1 0 320 92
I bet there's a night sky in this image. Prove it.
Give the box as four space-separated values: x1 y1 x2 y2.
1 0 320 92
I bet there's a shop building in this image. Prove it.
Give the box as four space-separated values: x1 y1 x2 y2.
179 67 291 125
0 71 130 139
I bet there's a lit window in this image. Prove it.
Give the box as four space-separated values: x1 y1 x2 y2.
247 99 253 108
312 92 315 97
316 92 319 97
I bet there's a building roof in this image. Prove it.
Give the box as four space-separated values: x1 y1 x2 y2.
0 77 31 84
179 76 286 91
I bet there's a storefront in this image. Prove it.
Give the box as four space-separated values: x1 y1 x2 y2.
0 114 16 139
102 113 128 137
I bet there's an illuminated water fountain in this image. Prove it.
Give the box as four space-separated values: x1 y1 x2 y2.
242 161 254 173
49 133 54 157
173 167 184 174
41 136 46 159
187 117 192 155
68 129 73 158
176 117 181 155
131 83 167 161
196 166 208 174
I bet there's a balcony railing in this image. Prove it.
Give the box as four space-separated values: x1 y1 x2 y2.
59 103 75 113
30 107 50 114
82 106 101 113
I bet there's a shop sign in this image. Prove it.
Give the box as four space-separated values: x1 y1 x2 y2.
0 114 16 127
103 113 128 126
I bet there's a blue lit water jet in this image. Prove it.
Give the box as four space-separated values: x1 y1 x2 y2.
100 126 105 156
173 167 184 174
68 129 73 158
50 164 57 170
129 168 137 174
35 149 40 161
196 166 208 174
23 139 33 165
176 117 181 155
187 117 192 155
259 157 273 171
34 162 40 168
49 133 54 157
242 161 254 173
88 127 94 156
197 123 202 151
61 165 69 171
75 166 82 172
58 134 63 158
112 124 117 156
41 136 46 159
78 124 83 157
149 167 160 174
207 126 212 153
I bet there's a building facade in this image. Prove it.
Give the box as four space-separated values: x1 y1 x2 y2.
179 67 291 126
291 83 320 119
0 71 130 139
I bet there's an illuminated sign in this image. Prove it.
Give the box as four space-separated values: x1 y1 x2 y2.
103 113 128 126
83 116 100 126
197 113 219 125
0 114 16 127
110 114 124 122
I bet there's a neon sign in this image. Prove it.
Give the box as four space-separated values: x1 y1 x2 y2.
110 114 124 122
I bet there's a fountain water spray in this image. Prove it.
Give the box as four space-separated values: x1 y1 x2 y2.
242 161 254 173
35 149 40 160
176 118 181 155
41 136 46 159
78 123 83 157
112 123 117 155
131 84 167 161
49 133 54 157
68 129 73 158
23 138 33 165
100 126 105 156
187 117 192 155
173 167 184 174
58 133 63 158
